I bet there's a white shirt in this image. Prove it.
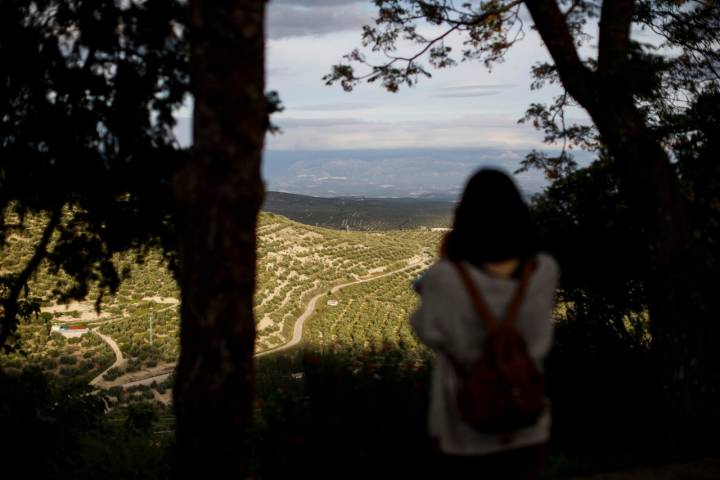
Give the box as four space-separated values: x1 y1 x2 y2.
410 253 559 455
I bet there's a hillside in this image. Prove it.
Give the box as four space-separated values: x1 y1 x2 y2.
263 191 454 230
0 208 441 406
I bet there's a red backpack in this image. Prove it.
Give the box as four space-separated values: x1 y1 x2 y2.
449 260 545 434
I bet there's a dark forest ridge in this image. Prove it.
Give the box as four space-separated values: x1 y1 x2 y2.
262 191 454 231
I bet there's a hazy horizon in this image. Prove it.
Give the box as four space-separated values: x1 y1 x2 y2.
262 147 594 199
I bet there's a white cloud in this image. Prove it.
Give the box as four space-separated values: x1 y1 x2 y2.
267 113 547 150
267 3 372 39
172 2 597 178
272 0 362 5
316 176 348 181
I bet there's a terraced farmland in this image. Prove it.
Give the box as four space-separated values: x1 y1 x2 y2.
0 208 443 408
254 213 441 350
304 266 431 360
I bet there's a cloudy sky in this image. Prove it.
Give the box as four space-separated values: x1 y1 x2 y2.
176 0 599 198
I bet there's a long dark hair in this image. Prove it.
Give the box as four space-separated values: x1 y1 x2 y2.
442 168 537 267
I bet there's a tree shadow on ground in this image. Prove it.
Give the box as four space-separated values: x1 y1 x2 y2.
253 325 717 480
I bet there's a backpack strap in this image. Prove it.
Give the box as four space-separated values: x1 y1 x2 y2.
454 261 497 331
501 260 535 326
444 260 536 377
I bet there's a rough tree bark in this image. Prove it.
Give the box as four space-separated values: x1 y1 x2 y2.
173 1 266 477
526 0 715 430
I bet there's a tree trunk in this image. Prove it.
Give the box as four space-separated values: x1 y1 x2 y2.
173 1 265 477
586 96 696 418
592 97 720 435
525 0 718 437
562 62 716 438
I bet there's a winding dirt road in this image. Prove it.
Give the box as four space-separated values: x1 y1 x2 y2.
89 329 126 386
256 255 428 358
89 254 430 397
87 300 180 388
122 371 173 388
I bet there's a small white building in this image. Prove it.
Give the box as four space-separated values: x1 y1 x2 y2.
51 324 89 338
327 299 339 307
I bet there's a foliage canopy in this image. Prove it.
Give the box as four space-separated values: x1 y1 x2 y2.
0 0 190 350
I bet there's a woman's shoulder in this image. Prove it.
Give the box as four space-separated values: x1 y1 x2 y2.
533 252 560 281
418 259 462 293
421 254 558 285
423 258 459 279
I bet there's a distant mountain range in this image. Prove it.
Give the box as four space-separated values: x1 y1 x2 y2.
262 148 595 199
262 148 554 199
262 191 454 230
